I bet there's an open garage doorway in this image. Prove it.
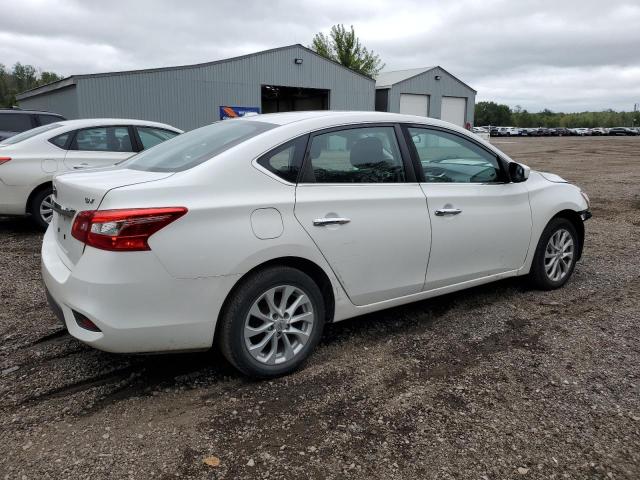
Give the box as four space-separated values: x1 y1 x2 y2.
261 85 329 113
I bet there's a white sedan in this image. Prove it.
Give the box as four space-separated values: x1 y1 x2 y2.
0 118 182 229
42 111 591 377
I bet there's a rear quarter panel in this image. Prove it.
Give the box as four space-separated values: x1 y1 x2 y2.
97 135 339 282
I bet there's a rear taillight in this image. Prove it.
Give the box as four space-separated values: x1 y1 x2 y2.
0 157 11 165
71 207 187 251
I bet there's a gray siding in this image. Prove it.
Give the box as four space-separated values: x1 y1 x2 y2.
386 67 476 125
73 45 374 131
18 85 78 119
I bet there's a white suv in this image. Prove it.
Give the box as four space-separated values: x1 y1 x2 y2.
0 119 181 228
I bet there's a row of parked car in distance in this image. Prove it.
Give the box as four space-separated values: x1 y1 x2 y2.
473 126 640 137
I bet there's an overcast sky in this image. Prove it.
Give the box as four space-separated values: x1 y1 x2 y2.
2 0 639 112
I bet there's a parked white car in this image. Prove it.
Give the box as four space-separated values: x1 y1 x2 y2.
574 128 591 136
42 111 591 377
497 126 521 136
0 119 182 228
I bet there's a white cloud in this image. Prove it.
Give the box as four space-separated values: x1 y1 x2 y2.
1 0 639 111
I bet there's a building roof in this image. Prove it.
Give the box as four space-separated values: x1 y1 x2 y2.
17 44 374 101
375 66 477 93
375 67 435 88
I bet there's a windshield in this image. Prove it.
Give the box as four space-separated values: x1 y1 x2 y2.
1 123 64 145
123 120 276 172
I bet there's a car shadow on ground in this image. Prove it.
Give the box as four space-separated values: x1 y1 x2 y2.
30 276 528 414
0 216 42 235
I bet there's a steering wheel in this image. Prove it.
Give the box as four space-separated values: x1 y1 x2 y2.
424 167 451 182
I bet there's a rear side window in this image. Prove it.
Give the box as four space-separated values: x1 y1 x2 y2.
37 114 63 125
72 126 133 152
257 136 307 183
304 126 406 183
49 132 70 149
136 126 179 150
0 113 32 132
124 120 275 172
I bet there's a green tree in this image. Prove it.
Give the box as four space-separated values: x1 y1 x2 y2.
39 71 63 85
475 102 638 128
311 24 384 77
474 101 512 126
0 63 63 107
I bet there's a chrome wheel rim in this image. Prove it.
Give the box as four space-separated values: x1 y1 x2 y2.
544 228 574 282
39 194 54 224
244 285 315 365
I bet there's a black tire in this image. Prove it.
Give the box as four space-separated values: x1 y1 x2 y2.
529 217 579 290
29 186 54 231
217 266 326 378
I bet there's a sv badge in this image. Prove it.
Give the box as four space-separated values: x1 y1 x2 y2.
85 197 95 205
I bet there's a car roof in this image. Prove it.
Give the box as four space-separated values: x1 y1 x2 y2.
237 110 472 134
0 108 64 116
55 118 182 132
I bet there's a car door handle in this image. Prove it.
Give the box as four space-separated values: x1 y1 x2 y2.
434 208 462 216
73 163 90 170
313 217 351 226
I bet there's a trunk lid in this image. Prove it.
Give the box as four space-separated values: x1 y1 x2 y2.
52 168 174 267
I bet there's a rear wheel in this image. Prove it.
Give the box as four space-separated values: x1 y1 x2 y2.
30 187 54 231
529 218 578 290
218 266 325 378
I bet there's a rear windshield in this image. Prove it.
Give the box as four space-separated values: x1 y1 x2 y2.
0 123 63 145
123 120 276 172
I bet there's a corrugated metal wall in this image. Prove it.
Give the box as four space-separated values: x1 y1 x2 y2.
387 67 476 125
73 45 374 131
18 85 78 119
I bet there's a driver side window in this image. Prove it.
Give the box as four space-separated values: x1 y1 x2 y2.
407 127 502 183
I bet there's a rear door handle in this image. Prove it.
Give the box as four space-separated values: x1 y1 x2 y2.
434 208 462 216
73 163 90 170
313 217 351 226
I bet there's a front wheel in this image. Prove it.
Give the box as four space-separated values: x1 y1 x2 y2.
30 187 54 231
529 218 578 290
217 266 326 378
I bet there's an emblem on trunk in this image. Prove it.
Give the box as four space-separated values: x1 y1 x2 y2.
85 197 95 205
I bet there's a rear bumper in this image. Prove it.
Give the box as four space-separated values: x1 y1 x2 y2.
0 180 29 215
580 209 592 221
41 227 241 353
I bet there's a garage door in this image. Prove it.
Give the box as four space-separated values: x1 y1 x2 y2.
441 97 467 127
399 94 429 116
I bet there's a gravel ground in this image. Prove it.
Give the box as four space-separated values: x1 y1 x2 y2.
1 136 639 479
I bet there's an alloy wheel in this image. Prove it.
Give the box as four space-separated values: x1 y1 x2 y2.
39 194 54 224
544 228 574 282
244 285 315 365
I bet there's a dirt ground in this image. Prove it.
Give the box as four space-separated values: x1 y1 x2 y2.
1 136 639 479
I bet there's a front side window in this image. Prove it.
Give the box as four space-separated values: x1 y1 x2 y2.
124 120 276 172
305 126 405 183
136 126 179 150
72 126 133 152
0 113 32 132
407 127 502 183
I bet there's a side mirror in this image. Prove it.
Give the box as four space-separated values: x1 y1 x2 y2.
508 162 530 183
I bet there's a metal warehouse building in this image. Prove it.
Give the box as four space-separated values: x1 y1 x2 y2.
375 67 476 127
16 44 375 131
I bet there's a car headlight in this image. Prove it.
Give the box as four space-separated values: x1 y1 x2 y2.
580 190 590 208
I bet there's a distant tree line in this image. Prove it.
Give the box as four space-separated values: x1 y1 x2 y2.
475 101 640 128
0 63 63 108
